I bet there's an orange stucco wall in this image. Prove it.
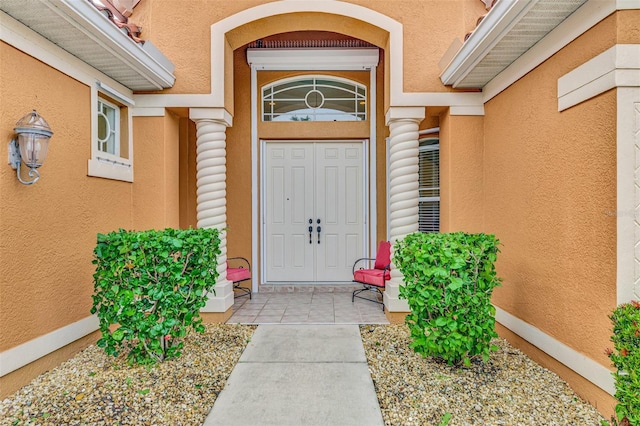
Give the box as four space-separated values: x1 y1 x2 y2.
439 113 484 233
225 47 253 266
133 0 483 96
483 16 618 374
0 43 134 352
132 114 181 230
1 42 185 395
179 118 198 229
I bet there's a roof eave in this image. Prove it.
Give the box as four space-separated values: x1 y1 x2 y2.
55 0 175 90
439 0 537 89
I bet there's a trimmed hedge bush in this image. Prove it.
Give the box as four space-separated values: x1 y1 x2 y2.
395 232 502 365
607 300 640 425
90 228 220 365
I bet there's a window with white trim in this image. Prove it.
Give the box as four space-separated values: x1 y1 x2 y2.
262 76 366 122
88 82 134 182
418 137 439 233
97 97 120 156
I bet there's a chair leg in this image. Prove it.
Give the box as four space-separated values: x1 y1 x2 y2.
352 284 384 311
233 283 252 299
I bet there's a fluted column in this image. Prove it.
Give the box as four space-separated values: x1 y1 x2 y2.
190 108 234 313
384 107 425 312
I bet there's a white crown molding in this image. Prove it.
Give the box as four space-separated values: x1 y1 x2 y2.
495 307 615 395
558 44 640 111
0 316 99 377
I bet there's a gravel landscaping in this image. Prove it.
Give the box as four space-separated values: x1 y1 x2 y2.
0 324 255 426
361 324 606 426
1 323 607 425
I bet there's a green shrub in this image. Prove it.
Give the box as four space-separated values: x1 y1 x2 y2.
90 228 220 365
607 300 640 425
396 232 502 365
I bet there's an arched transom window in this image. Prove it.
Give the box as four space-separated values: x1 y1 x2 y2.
262 76 366 122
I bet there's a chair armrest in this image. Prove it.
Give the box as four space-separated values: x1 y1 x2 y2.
227 257 251 271
352 257 376 275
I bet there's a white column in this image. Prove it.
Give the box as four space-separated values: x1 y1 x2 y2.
384 107 425 312
190 108 234 313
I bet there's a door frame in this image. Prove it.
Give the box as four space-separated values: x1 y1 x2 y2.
260 139 370 284
249 51 379 291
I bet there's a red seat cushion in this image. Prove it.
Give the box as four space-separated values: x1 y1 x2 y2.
227 267 251 283
374 241 391 270
353 269 389 287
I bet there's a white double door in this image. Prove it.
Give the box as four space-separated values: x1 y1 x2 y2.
264 141 366 282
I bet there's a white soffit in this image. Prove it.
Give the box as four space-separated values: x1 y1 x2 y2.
0 0 175 91
440 0 588 89
247 48 380 70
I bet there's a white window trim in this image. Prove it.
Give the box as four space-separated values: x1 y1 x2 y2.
97 97 120 157
89 82 134 182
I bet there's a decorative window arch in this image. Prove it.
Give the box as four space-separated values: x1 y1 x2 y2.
262 75 366 122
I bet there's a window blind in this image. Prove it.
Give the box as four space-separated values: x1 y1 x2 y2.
418 140 439 233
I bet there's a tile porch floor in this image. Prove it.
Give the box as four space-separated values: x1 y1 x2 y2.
227 285 389 324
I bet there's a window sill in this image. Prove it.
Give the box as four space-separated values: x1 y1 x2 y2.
88 158 133 182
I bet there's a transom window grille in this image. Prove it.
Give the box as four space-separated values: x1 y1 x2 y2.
262 76 366 122
97 98 119 156
419 138 440 233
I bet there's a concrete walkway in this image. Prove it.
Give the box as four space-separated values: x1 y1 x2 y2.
203 324 384 426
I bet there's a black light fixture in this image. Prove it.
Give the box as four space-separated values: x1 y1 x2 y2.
7 110 53 185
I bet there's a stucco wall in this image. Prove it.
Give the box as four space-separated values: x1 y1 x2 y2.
1 43 186 395
133 0 483 96
179 118 198 229
132 114 181 230
226 47 254 265
484 16 619 369
0 43 134 351
439 113 484 233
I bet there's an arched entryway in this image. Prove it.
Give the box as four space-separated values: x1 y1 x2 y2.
188 2 424 317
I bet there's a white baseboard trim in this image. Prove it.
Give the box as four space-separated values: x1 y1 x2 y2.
0 316 99 377
495 306 615 395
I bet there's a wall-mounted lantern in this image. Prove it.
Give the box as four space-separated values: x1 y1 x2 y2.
7 110 53 185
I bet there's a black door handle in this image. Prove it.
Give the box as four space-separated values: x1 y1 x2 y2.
309 219 313 244
317 225 321 244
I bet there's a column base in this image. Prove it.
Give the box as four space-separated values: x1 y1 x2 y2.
383 288 410 312
201 280 234 313
384 309 409 324
200 308 233 324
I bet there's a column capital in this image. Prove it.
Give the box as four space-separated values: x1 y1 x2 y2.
385 106 425 125
189 107 233 126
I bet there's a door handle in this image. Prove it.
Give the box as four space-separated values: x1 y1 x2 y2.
316 219 321 244
308 219 313 244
